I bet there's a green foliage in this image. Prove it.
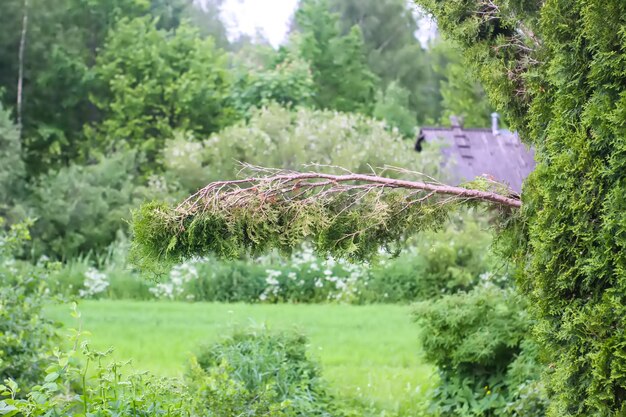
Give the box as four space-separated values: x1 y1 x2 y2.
414 284 547 416
26 151 164 259
373 81 418 138
415 0 541 136
89 17 236 168
188 360 293 416
231 51 315 117
130 186 453 274
46 300 436 417
0 317 289 416
185 259 267 302
195 329 340 416
0 103 25 218
329 0 441 122
0 220 59 392
431 40 493 128
362 212 501 302
148 246 364 303
293 0 377 114
50 213 500 305
415 0 626 415
1 345 192 416
162 104 445 192
0 0 191 173
49 238 154 300
2 309 353 416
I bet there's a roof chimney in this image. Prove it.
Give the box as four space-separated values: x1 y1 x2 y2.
491 112 500 136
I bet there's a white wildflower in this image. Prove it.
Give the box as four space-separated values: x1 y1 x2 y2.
79 267 109 298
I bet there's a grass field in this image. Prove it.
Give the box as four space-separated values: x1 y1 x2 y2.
47 300 435 413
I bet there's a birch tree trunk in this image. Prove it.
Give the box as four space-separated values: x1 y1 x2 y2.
17 0 28 139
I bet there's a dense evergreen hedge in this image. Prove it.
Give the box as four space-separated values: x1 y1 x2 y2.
418 0 626 415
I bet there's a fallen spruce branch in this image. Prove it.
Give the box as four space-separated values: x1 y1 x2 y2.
177 169 522 214
131 167 521 270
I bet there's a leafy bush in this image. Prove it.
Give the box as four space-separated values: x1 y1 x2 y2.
188 361 293 416
195 328 343 416
255 251 363 303
413 284 548 416
49 237 153 300
0 220 59 391
163 104 446 193
28 151 139 259
362 213 500 303
28 150 174 259
119 246 363 303
182 259 267 303
2 351 192 416
1 309 196 416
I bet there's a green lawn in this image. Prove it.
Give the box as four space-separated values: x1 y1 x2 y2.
47 300 434 413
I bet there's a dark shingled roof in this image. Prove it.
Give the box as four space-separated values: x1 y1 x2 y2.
415 115 535 192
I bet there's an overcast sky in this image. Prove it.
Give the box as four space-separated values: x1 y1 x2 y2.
220 0 299 47
218 0 437 48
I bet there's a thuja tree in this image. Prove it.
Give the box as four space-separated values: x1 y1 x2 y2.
132 0 626 415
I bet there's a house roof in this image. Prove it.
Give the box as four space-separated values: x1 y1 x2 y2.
415 115 535 192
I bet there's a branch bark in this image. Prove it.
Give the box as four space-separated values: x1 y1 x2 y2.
178 170 522 213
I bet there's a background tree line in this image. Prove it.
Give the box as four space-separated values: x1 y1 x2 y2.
0 0 492 258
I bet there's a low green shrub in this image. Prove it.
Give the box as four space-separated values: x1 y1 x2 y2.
194 328 344 416
1 307 196 416
27 151 139 260
413 283 548 416
48 236 153 300
362 214 503 303
0 220 59 392
189 260 267 302
27 150 175 260
1 316 347 416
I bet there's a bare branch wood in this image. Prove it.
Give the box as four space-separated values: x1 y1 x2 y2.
176 169 522 216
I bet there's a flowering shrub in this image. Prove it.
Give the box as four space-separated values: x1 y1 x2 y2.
77 267 109 298
150 260 199 300
162 104 447 195
256 245 365 303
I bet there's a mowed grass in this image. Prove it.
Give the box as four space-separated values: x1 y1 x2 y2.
46 300 435 412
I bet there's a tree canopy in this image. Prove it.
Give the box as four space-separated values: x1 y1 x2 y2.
292 0 377 114
88 17 235 168
329 0 441 122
